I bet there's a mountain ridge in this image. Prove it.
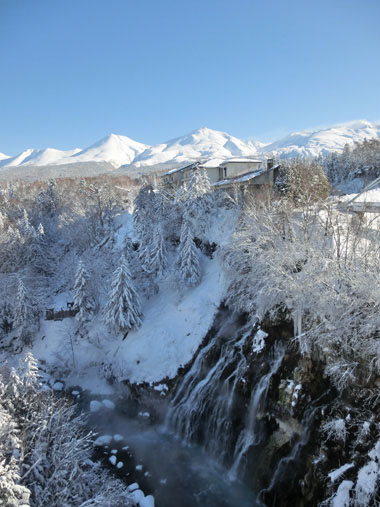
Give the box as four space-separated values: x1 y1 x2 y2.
1 120 379 176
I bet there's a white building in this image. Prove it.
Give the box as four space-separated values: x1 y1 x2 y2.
161 157 279 189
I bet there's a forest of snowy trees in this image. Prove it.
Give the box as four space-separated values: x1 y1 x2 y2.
1 143 380 505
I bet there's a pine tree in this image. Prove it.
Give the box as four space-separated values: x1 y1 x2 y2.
184 167 214 236
177 214 201 287
13 277 34 330
147 225 167 277
104 257 143 333
73 260 95 323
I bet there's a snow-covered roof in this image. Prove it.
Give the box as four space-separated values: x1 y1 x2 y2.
162 157 263 176
219 157 262 164
162 162 198 176
212 164 280 187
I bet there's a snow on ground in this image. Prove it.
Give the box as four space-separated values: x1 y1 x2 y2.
110 253 226 384
339 186 380 203
32 208 233 387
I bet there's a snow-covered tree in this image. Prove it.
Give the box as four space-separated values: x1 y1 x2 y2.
275 158 330 205
146 224 168 277
13 277 37 344
104 257 143 333
0 354 133 507
133 183 171 276
73 260 96 322
177 214 201 287
182 167 214 238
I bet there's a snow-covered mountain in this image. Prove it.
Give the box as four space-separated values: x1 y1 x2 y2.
131 127 259 168
1 121 380 177
0 147 82 169
262 120 380 158
0 134 149 170
68 134 149 167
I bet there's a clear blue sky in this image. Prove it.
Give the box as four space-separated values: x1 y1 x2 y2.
1 0 379 155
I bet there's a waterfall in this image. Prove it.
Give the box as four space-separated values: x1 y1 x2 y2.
228 346 285 481
165 311 285 481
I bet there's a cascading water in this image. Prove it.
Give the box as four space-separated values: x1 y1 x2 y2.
228 346 285 481
165 309 285 484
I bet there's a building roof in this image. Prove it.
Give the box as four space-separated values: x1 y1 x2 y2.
219 157 262 165
162 162 198 176
162 157 263 177
212 164 280 188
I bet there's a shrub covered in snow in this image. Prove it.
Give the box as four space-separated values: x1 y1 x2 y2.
0 353 133 506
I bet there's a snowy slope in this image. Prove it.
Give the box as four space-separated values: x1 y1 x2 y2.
0 134 149 170
262 120 380 158
0 152 10 161
31 208 237 386
2 120 380 175
131 127 259 168
68 134 150 167
0 147 82 169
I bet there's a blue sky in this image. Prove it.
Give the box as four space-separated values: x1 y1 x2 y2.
1 0 379 155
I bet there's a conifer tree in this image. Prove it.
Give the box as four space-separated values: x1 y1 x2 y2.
73 260 95 322
177 214 201 287
147 225 168 277
104 257 143 333
13 277 36 344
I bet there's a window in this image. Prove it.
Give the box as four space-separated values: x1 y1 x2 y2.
224 167 227 177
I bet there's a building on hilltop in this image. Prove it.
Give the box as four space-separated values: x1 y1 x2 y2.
161 157 280 191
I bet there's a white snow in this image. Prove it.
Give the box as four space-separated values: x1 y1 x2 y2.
130 489 145 504
136 464 143 471
93 435 112 446
110 449 118 454
89 400 103 413
252 329 268 354
108 455 117 466
116 461 124 469
127 483 140 492
140 496 155 507
102 399 115 410
262 120 380 159
52 381 64 391
328 463 354 483
31 207 233 387
132 127 259 168
68 134 149 167
332 480 353 507
113 434 124 442
2 120 378 177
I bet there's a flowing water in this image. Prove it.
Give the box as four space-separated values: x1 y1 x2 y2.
84 310 297 506
88 406 260 507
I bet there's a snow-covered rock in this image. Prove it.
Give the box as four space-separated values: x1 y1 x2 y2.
93 435 113 446
102 399 115 410
108 455 117 465
89 400 103 412
139 495 155 507
127 483 140 492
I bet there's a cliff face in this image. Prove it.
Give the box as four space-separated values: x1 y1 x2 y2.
152 305 380 506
